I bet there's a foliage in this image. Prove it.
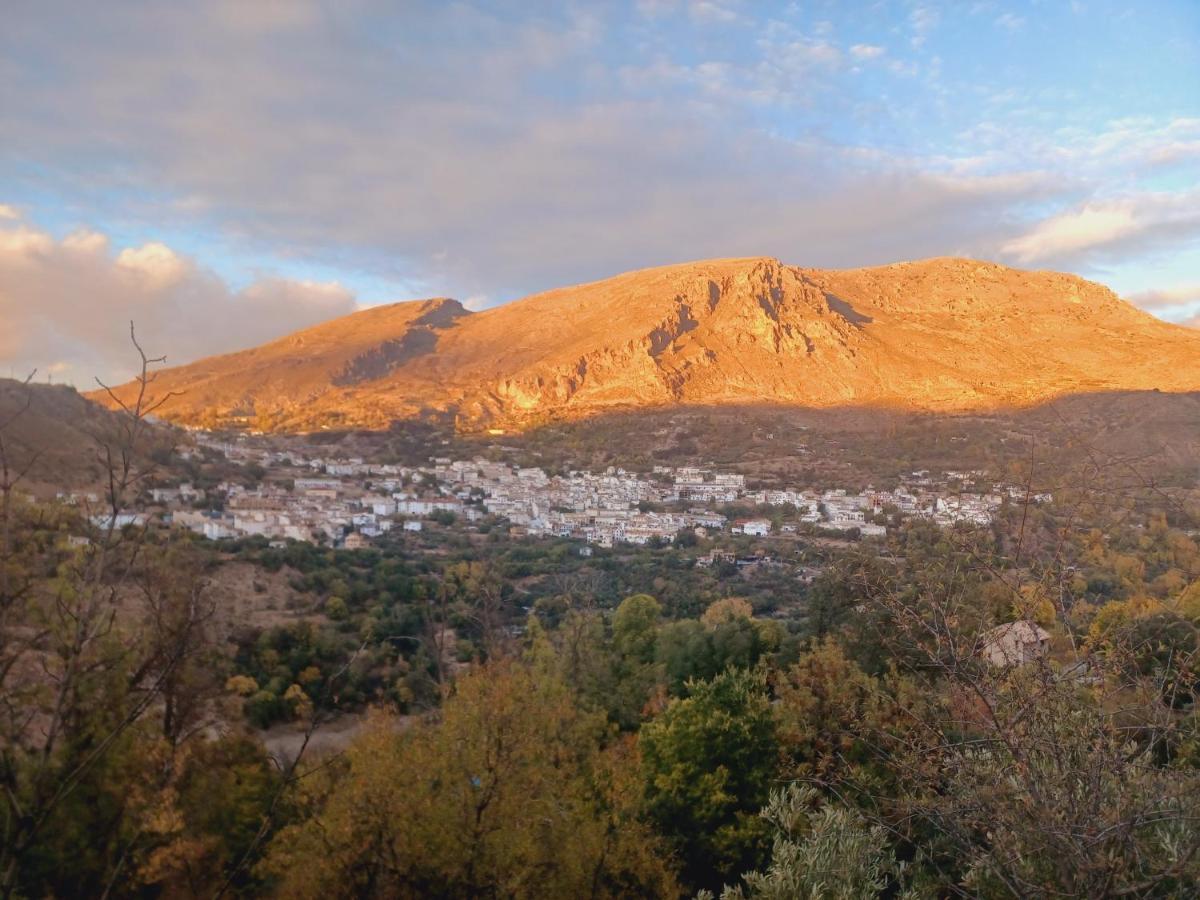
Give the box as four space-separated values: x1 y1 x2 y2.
638 667 779 894
261 658 679 898
701 784 907 900
657 614 779 695
944 677 1200 897
0 344 284 897
8 368 1200 896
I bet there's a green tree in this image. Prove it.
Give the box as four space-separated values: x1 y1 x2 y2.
608 594 664 728
612 593 661 664
656 611 776 695
702 784 907 900
638 667 778 893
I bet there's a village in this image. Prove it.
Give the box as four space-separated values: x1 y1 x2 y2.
77 434 1052 550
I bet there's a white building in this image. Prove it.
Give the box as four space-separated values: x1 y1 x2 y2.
735 519 772 537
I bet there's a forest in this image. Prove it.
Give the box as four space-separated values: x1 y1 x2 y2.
3 369 1200 898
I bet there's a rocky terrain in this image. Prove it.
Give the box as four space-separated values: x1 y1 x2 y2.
92 257 1200 433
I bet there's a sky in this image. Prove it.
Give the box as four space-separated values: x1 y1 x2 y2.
2 0 1198 386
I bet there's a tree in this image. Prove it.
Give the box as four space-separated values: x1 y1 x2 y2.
1178 579 1200 622
605 594 664 728
657 610 776 695
638 667 778 893
131 735 279 896
942 674 1200 897
0 331 230 897
777 640 885 783
700 597 754 629
436 561 506 663
851 543 1200 896
701 784 907 900
612 593 661 665
1117 609 1199 707
261 658 678 898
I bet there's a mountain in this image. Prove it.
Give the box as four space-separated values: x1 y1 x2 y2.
90 257 1200 433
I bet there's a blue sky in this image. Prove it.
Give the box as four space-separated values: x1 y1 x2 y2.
1 0 1198 383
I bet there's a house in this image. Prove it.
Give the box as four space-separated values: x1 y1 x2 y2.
295 478 342 493
343 532 369 550
90 512 148 530
402 520 423 532
363 496 397 516
394 497 462 516
578 546 593 557
733 518 771 537
978 620 1051 668
203 519 236 540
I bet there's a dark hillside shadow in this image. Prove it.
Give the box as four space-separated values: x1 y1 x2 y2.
290 390 1200 480
823 292 873 326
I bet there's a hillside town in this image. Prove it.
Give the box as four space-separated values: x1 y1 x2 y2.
67 435 1051 549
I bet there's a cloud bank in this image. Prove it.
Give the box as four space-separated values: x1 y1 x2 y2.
1002 190 1200 267
0 212 357 386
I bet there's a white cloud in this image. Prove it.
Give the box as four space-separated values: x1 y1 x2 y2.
0 218 358 385
0 203 20 221
61 229 110 255
115 242 188 290
956 116 1200 180
849 44 886 60
1002 204 1138 264
910 6 940 47
995 12 1025 30
1000 191 1200 266
689 1 739 24
636 0 678 17
1146 141 1200 166
1127 283 1200 311
0 225 54 257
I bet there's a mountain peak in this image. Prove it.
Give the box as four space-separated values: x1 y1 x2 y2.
90 257 1200 432
412 296 470 326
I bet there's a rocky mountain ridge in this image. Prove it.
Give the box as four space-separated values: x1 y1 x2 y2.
91 256 1200 432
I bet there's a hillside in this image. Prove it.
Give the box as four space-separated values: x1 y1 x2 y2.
0 379 172 493
92 257 1200 433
